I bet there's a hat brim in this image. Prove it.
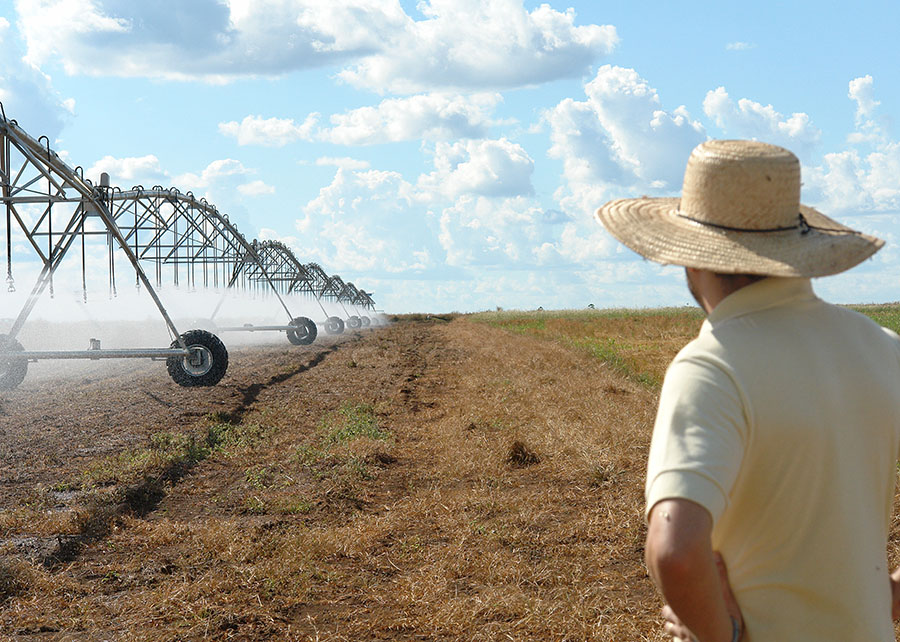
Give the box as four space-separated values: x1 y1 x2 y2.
596 197 884 277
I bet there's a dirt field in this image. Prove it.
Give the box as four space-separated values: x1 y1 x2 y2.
2 314 894 640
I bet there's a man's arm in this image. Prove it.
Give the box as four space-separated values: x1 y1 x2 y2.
890 568 900 619
645 498 742 641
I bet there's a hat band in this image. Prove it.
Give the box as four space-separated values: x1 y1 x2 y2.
673 212 854 236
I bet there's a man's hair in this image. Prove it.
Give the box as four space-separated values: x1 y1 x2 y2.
714 272 766 284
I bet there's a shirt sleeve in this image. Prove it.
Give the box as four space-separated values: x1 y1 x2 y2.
645 350 747 525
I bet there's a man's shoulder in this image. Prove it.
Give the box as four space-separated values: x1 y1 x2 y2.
665 331 736 384
820 301 900 342
674 300 900 372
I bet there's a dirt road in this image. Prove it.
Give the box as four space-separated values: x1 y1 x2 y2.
0 317 662 640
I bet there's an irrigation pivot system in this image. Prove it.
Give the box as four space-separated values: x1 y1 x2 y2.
0 107 378 390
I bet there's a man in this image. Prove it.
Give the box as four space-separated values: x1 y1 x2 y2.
595 139 900 640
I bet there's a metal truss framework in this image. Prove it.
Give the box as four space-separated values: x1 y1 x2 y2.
0 106 378 388
250 244 373 308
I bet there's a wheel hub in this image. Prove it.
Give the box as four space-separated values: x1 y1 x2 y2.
183 345 213 376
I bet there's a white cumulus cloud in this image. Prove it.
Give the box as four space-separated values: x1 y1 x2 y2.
86 154 169 187
321 93 500 145
15 0 615 90
805 77 900 214
237 180 275 196
339 0 618 93
846 75 886 144
546 65 706 216
702 86 821 154
0 13 72 137
16 0 399 82
438 195 543 267
175 158 252 190
418 138 535 199
293 167 438 275
218 114 319 146
289 147 601 283
849 75 880 120
315 157 371 170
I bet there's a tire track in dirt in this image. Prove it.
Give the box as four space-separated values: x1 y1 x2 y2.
145 319 448 525
218 340 350 425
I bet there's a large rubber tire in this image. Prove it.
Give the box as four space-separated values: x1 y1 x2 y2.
324 316 345 335
360 316 371 328
286 317 317 345
305 318 318 342
0 334 28 391
347 316 361 330
167 330 228 387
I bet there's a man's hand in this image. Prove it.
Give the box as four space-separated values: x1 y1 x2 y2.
659 553 743 641
645 499 743 641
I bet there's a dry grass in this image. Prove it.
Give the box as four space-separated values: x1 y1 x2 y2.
471 308 703 387
3 309 898 640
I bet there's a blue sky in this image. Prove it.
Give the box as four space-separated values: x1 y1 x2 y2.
1 0 898 313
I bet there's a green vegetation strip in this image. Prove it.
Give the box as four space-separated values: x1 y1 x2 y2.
472 304 900 388
295 401 391 484
83 417 273 488
852 304 900 334
563 335 658 387
320 401 390 444
471 308 704 388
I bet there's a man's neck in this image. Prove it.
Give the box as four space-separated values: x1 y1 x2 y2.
686 268 764 314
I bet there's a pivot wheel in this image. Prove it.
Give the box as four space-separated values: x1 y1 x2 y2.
360 316 371 328
347 316 362 330
324 316 345 335
287 317 317 345
0 334 28 391
167 330 228 387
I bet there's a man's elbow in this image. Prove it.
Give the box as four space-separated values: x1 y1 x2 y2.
645 534 702 586
645 498 715 585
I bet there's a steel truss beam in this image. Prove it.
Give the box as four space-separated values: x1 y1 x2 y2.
0 107 378 389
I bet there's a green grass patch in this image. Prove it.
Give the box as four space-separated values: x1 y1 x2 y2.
319 401 389 444
852 303 900 334
206 420 274 456
82 419 273 489
293 401 392 490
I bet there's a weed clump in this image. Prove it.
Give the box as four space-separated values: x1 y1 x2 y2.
0 560 27 603
319 402 389 444
206 421 273 455
88 419 271 487
290 401 394 508
507 440 540 468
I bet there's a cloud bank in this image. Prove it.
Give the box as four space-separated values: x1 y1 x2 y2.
17 0 616 91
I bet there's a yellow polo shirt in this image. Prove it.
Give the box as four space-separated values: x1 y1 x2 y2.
646 277 900 640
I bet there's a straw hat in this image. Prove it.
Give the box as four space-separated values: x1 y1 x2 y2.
595 140 883 277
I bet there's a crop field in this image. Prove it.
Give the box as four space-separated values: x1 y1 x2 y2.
1 307 900 640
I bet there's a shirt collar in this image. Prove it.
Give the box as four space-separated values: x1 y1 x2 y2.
705 277 817 327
